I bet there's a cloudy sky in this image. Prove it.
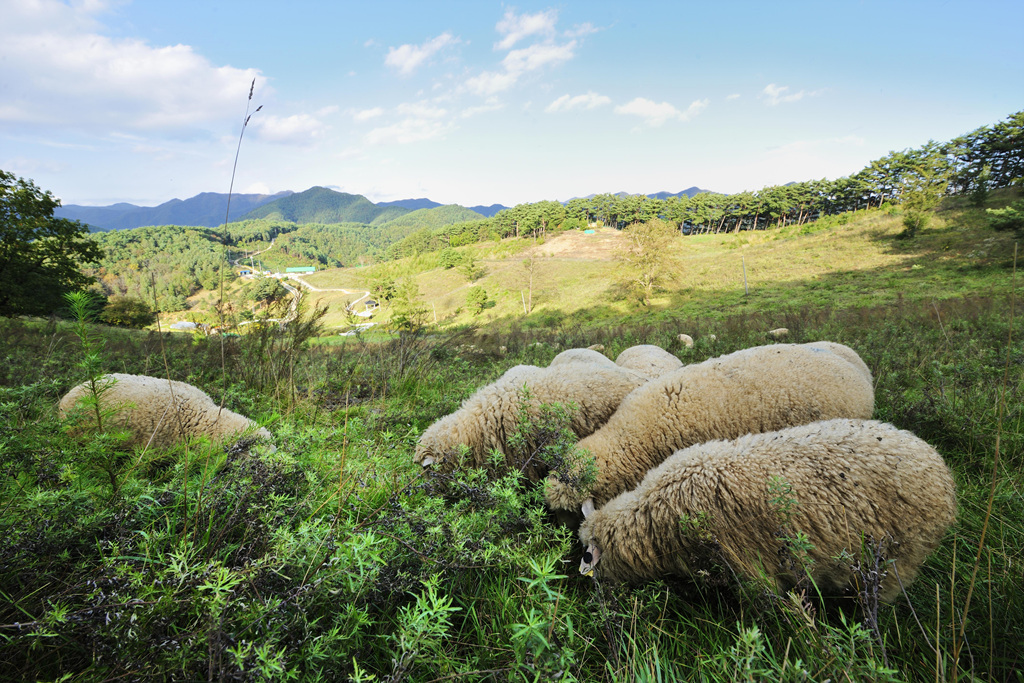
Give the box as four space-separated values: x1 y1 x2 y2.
2 0 1021 208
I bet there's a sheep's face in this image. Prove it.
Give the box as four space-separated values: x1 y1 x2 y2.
579 544 602 576
414 443 440 467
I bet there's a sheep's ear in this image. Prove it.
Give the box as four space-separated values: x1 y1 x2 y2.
420 456 435 467
579 544 601 576
581 498 595 518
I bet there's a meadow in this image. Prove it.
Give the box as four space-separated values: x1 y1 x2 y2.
1 198 1022 682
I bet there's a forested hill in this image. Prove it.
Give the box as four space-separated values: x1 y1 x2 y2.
240 187 411 225
56 191 292 231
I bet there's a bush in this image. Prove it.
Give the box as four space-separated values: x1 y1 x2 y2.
99 296 156 327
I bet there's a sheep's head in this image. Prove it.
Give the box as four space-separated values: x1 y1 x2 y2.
579 544 601 576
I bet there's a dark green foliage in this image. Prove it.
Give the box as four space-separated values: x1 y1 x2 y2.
466 286 489 314
242 186 409 225
99 295 156 327
0 170 103 316
987 199 1024 238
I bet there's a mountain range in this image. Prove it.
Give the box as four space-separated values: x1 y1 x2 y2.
56 186 713 232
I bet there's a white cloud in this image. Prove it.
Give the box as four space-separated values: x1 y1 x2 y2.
565 22 599 39
353 107 385 122
252 113 327 146
465 40 578 96
762 83 809 106
0 0 264 135
495 8 558 50
465 70 519 96
397 101 447 119
385 32 457 76
727 93 741 100
503 41 576 73
460 100 505 118
614 97 708 127
364 118 448 146
546 91 611 113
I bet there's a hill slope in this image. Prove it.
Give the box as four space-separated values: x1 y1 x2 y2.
241 187 410 225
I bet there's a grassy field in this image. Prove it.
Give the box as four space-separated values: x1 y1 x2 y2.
297 192 1020 335
1 196 1022 681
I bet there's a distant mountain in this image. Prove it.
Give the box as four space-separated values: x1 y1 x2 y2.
56 191 293 231
376 198 442 211
467 204 507 218
647 187 714 199
241 186 411 225
570 188 714 202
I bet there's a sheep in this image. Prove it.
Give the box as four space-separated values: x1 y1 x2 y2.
804 341 872 385
544 342 875 516
578 419 956 602
414 362 648 481
614 345 684 379
768 327 790 339
549 347 617 369
59 373 272 449
587 344 606 352
676 334 694 348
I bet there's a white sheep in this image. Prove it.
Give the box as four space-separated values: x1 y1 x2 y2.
549 347 617 369
804 340 873 385
414 362 648 481
614 345 684 379
578 419 957 602
59 373 272 449
545 342 875 516
676 334 694 348
768 327 790 339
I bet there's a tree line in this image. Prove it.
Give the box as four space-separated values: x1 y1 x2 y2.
386 109 1023 257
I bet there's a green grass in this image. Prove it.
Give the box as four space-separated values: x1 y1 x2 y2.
1 197 1023 680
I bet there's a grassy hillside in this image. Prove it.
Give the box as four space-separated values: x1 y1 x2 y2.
298 192 1020 332
1 273 1021 680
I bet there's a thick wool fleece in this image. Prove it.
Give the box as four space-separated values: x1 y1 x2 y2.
803 341 873 385
414 362 648 481
614 345 684 379
578 419 956 601
59 373 272 449
545 343 875 512
549 348 618 369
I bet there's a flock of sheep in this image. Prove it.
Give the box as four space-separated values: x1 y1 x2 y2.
413 341 956 601
58 338 957 602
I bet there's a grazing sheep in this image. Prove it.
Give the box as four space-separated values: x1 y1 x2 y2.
578 419 956 602
676 334 694 348
59 373 272 449
550 347 617 368
768 327 790 339
415 362 648 481
615 345 684 379
587 344 606 352
545 343 875 515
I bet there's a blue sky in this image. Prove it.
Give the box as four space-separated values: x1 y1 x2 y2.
2 0 1021 208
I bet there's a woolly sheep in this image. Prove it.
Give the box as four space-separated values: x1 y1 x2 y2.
59 373 272 449
587 344 606 352
676 334 694 348
578 419 956 602
614 345 684 379
804 341 873 385
768 327 790 339
549 347 617 369
545 342 875 515
414 362 648 481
